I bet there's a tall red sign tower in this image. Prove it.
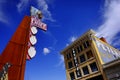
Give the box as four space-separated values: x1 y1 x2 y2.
0 7 47 80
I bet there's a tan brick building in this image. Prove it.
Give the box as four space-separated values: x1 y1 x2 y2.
0 74 8 80
61 29 120 80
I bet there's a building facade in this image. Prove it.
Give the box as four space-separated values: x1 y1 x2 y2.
61 30 120 80
0 74 8 80
103 58 120 80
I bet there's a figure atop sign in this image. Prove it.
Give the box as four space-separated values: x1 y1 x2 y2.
30 6 47 31
30 6 43 19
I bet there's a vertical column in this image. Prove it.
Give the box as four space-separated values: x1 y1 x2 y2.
0 16 31 80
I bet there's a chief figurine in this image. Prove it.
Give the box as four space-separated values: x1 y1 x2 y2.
30 6 43 19
37 11 43 19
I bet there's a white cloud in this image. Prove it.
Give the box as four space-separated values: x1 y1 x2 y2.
59 55 65 68
0 1 8 24
37 0 55 22
0 13 8 24
60 55 64 62
66 43 69 46
64 36 77 48
17 0 29 13
96 0 120 45
70 36 76 42
55 55 65 68
43 47 50 55
16 0 55 21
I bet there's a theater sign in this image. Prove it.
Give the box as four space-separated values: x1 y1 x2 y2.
27 6 47 60
94 38 120 64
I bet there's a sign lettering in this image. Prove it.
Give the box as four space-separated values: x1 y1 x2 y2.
94 38 120 64
31 16 47 31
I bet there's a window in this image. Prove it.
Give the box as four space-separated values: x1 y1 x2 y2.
76 69 82 78
79 54 86 63
82 66 89 75
86 50 93 59
77 45 83 53
90 62 98 72
70 72 75 80
68 61 73 69
66 53 71 59
86 41 90 46
83 41 90 49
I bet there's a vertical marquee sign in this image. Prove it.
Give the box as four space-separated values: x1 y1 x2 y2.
0 6 47 80
27 6 47 60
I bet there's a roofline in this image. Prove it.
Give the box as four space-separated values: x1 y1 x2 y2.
61 29 96 55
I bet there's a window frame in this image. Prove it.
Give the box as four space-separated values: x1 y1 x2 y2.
79 54 86 63
76 69 82 78
89 62 98 72
83 41 90 49
77 45 83 53
69 72 75 80
82 66 89 75
66 53 72 60
68 61 73 69
86 50 94 59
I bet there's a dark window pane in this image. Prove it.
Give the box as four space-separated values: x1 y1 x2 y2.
70 72 75 80
68 61 73 69
86 41 90 46
83 42 87 49
83 41 90 49
80 54 86 63
77 45 83 53
66 53 71 59
82 66 89 75
66 54 69 59
80 45 83 51
86 50 93 59
76 69 82 78
90 62 98 72
77 47 80 53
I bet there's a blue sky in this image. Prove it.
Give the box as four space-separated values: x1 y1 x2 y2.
0 0 120 80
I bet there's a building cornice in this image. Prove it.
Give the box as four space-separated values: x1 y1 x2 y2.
61 29 96 54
